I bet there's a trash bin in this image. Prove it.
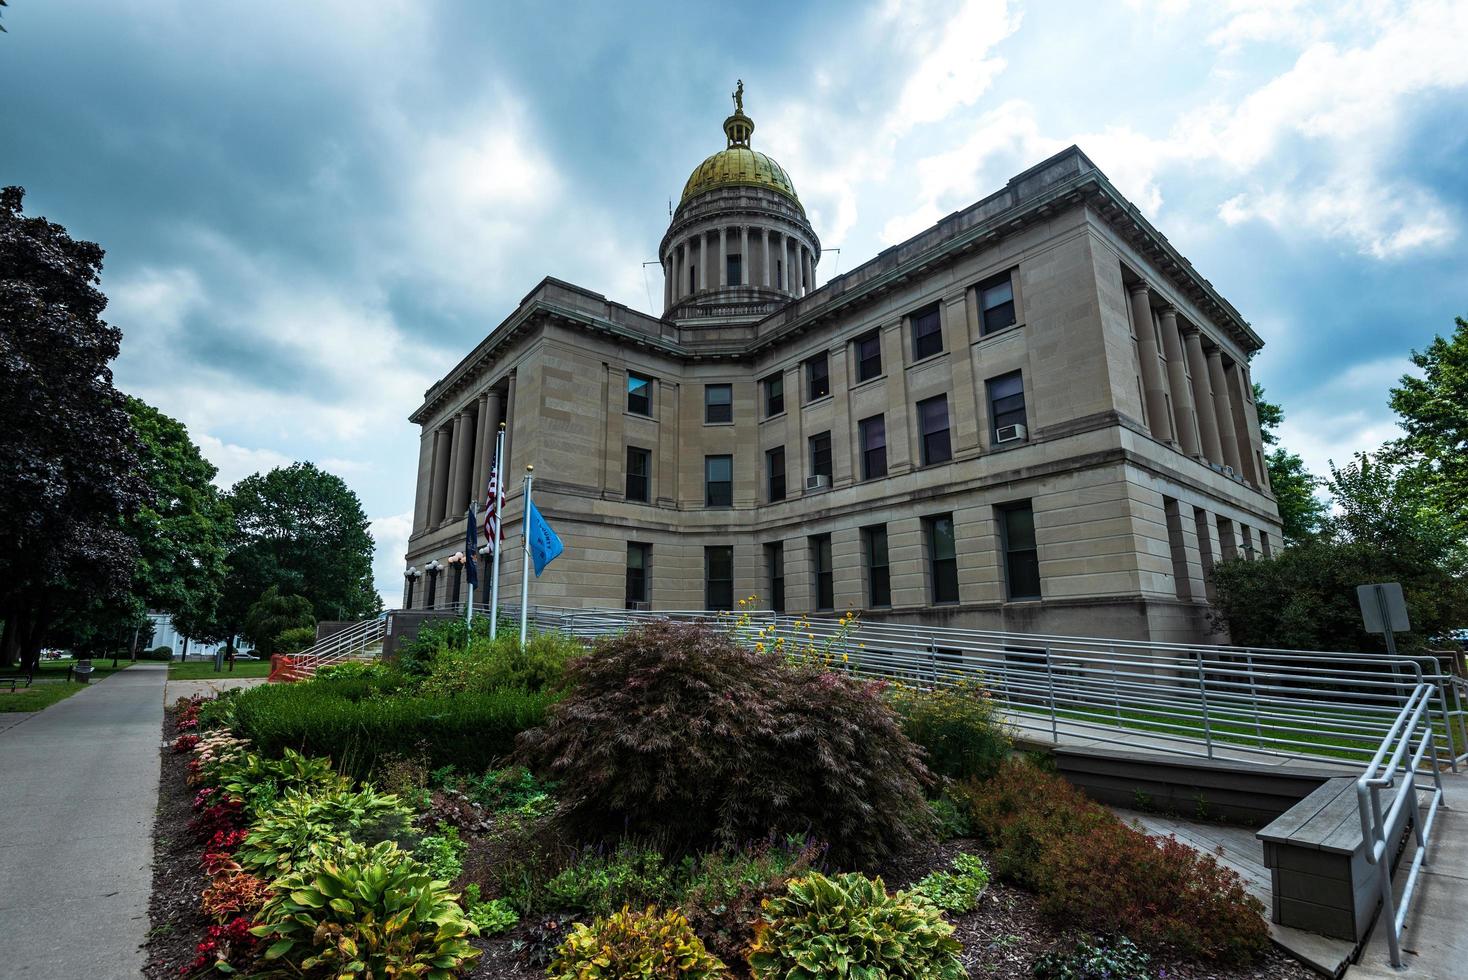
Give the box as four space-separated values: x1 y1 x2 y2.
73 661 93 684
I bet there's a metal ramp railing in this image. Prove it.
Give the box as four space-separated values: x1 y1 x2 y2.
285 616 386 677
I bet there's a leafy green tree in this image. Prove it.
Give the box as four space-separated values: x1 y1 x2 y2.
242 586 315 654
215 463 378 650
0 187 144 671
1253 383 1327 544
1388 315 1468 534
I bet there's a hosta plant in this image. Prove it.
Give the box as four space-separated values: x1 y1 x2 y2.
251 840 480 978
911 853 990 915
549 906 727 979
748 872 967 980
236 786 414 874
215 748 349 816
461 884 519 935
1032 935 1154 980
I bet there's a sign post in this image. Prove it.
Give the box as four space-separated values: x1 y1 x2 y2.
1357 582 1410 657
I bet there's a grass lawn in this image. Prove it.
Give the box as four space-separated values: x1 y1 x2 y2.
0 657 133 712
168 660 272 679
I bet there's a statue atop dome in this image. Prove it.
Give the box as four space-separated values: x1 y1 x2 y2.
733 79 744 113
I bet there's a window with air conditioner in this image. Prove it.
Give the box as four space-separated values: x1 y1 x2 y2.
987 371 1027 445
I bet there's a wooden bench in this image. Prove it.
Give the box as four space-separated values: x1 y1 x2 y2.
1257 775 1414 942
0 673 33 692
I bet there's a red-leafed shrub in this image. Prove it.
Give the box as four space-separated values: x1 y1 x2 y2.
954 759 1268 964
201 872 272 922
202 852 242 877
189 798 245 844
181 916 258 976
173 734 200 754
204 827 249 854
515 621 931 867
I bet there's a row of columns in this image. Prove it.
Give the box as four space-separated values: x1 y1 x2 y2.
665 224 814 310
420 380 511 532
1126 282 1256 483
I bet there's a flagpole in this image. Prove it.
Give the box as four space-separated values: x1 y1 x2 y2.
519 465 533 647
465 504 476 631
489 425 506 640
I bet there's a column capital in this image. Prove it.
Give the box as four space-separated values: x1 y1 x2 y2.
1157 304 1179 319
1127 280 1151 297
1179 322 1201 338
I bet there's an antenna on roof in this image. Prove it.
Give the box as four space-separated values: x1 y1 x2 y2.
668 197 672 217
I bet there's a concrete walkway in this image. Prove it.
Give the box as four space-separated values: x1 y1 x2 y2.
0 662 166 979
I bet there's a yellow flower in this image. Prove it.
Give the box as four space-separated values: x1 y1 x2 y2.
841 653 849 662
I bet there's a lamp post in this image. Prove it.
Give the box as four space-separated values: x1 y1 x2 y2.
425 559 443 609
403 566 422 610
446 551 467 612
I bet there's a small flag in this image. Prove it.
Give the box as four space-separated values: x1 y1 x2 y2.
464 506 480 589
482 461 503 552
526 499 563 577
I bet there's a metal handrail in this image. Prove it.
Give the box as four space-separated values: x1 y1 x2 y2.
1356 683 1447 968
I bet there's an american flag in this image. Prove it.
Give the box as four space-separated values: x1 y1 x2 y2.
481 461 504 553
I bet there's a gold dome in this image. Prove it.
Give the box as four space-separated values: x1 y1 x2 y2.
678 81 800 207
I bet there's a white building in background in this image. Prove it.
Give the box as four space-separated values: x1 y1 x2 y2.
145 612 230 659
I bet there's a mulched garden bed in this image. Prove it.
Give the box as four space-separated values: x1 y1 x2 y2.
145 710 1316 980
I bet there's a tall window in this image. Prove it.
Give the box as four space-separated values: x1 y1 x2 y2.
978 271 1017 334
811 534 834 610
766 447 786 502
763 373 784 416
625 446 650 502
859 415 887 480
925 514 959 604
625 543 650 608
627 372 653 416
911 303 943 360
705 383 732 424
999 502 1041 599
809 431 832 483
854 331 883 382
776 258 783 290
705 546 734 611
689 263 697 293
863 524 891 608
726 254 742 286
805 353 830 401
918 395 952 465
766 542 785 614
987 371 1027 439
705 455 732 507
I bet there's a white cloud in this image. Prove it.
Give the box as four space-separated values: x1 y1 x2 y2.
194 433 295 489
369 511 414 603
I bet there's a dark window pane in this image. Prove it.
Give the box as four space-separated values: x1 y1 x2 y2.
855 332 883 382
727 254 742 286
859 415 887 480
811 535 833 610
767 447 786 502
625 447 650 502
705 455 732 507
705 384 732 424
764 374 784 416
766 542 785 614
988 371 1027 435
809 432 832 481
627 372 652 415
625 543 649 607
864 525 891 608
918 395 951 465
705 546 734 610
1001 503 1041 599
806 354 830 400
927 515 959 605
979 273 1017 334
911 304 943 360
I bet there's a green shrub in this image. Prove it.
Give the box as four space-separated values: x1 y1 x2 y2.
145 645 174 661
252 840 480 977
889 682 1011 782
419 631 582 696
229 680 552 780
1032 935 1154 980
516 622 932 866
544 843 681 917
931 793 974 839
748 872 965 980
549 906 727 979
461 884 519 935
955 759 1269 964
446 764 555 816
275 625 317 654
237 786 415 874
911 852 989 914
314 660 392 681
214 748 349 817
416 826 467 881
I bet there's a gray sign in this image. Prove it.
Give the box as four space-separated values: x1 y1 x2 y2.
1358 582 1410 635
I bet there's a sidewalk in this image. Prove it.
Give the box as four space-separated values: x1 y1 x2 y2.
0 662 166 979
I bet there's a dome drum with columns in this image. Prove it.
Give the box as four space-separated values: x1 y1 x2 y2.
660 82 820 322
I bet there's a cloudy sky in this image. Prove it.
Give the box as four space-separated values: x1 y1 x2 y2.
2 0 1465 602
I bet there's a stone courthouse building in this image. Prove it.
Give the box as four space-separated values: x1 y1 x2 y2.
402 88 1281 643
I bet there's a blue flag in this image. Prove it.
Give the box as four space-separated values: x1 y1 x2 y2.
526 499 564 577
464 506 480 589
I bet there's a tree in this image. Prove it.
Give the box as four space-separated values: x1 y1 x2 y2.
0 187 145 671
215 462 378 650
1253 383 1327 544
1388 315 1468 533
242 586 315 654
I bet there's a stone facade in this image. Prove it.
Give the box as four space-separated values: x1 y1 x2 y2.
402 124 1281 644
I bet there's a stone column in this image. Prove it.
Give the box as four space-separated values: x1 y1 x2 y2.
1206 348 1244 474
663 255 672 311
428 426 451 526
442 415 463 521
804 247 814 293
503 373 517 477
413 430 434 532
457 409 479 515
484 388 504 480
1127 283 1174 443
718 227 728 286
739 225 749 286
1183 327 1223 465
1226 362 1261 484
1159 307 1200 456
471 393 489 504
762 227 771 287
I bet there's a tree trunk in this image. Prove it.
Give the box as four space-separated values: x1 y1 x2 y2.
0 614 17 670
181 635 190 662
